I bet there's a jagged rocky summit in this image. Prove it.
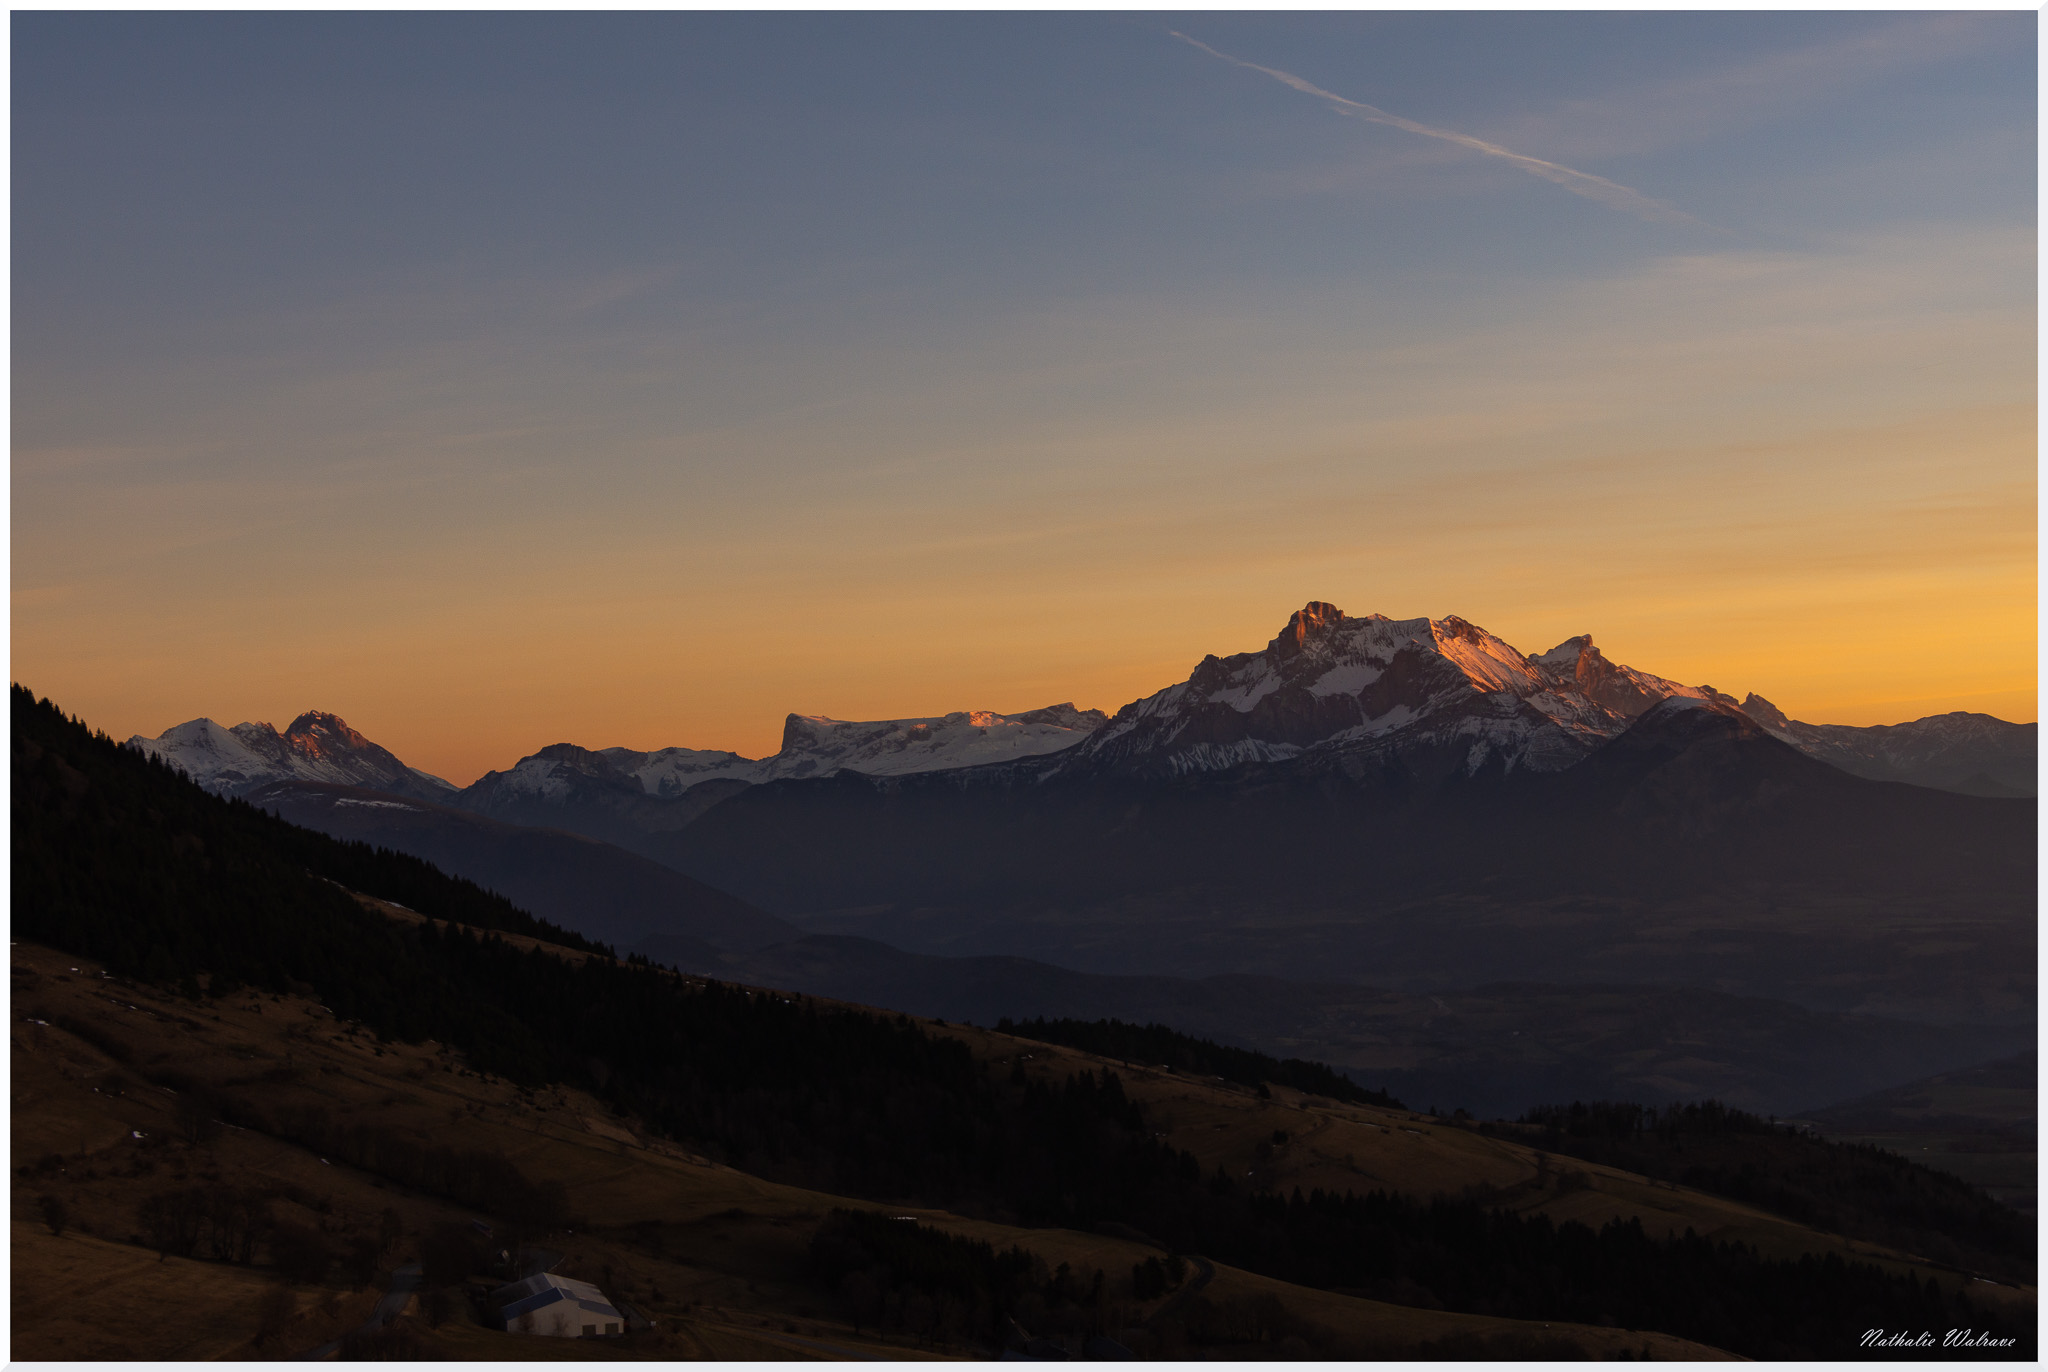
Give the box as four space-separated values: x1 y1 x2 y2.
1049 602 1743 781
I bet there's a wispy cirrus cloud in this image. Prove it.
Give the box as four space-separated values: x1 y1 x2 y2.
1170 30 1695 226
1488 13 2010 163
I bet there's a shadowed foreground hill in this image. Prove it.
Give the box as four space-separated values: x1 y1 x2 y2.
11 686 2034 1360
17 933 1759 1363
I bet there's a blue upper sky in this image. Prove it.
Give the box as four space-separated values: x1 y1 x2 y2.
18 14 2030 348
13 12 2037 776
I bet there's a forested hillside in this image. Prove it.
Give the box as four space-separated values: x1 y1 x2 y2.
1482 1100 2034 1285
997 1015 1401 1107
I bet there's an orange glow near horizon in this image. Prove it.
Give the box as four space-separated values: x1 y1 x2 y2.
14 242 2034 787
21 422 2034 788
25 595 2032 790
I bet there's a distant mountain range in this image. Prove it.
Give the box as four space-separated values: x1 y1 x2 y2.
449 704 1106 853
130 605 2031 817
664 687 2033 1023
126 600 2034 1029
128 698 1109 960
1738 693 2034 797
1037 602 2031 795
133 702 1106 806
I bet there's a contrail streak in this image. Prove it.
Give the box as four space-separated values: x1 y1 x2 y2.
1171 31 1694 226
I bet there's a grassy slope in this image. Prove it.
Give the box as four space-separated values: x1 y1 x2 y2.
9 1220 383 1360
967 1023 2036 1309
12 931 1748 1361
367 896 2025 1285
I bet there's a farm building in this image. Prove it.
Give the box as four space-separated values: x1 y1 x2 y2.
491 1272 624 1338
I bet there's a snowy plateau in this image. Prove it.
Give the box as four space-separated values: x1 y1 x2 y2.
467 703 1112 804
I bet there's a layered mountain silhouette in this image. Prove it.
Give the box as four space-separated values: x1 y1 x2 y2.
1740 693 2035 797
128 601 2034 1029
659 692 2033 1017
130 603 2031 826
630 605 2028 912
248 780 797 957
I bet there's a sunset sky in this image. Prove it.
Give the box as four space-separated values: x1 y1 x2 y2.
13 12 2036 785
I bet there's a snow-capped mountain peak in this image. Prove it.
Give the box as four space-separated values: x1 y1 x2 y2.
1529 634 1593 671
128 711 455 800
282 710 366 758
1269 600 1349 658
130 603 2030 827
1060 603 1737 780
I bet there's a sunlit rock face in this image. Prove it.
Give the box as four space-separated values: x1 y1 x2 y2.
1051 602 1740 781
